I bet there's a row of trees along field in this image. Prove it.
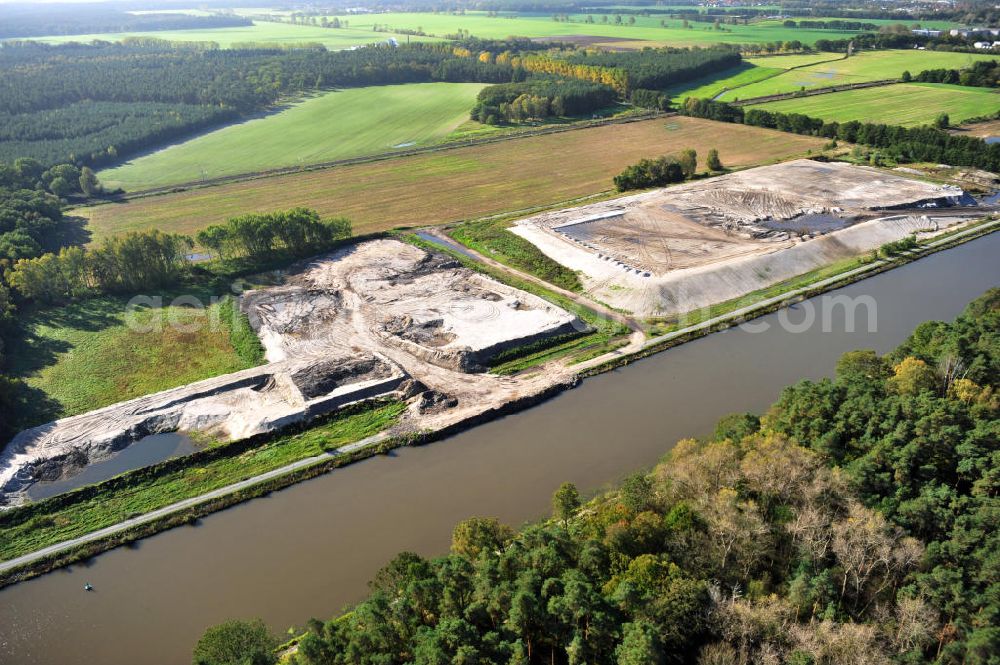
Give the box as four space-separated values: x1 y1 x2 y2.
909 59 1000 88
195 289 999 665
613 147 723 191
680 98 1000 172
813 29 1000 54
523 47 741 94
3 208 351 305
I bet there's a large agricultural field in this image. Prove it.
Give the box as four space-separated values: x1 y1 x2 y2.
19 10 948 51
715 50 1000 100
76 116 824 241
311 11 881 47
664 50 998 106
99 83 488 191
664 59 814 104
22 19 441 49
749 82 1000 126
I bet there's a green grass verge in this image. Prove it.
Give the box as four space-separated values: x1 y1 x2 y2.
6 286 258 429
99 83 487 191
748 82 1000 127
450 218 584 292
219 295 266 366
0 401 406 563
491 330 628 374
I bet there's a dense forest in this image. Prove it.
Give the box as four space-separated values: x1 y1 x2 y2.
0 5 251 39
559 47 741 93
680 98 1000 172
0 101 236 167
194 288 999 665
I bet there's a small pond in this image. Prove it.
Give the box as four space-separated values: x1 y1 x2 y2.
26 432 200 501
760 213 854 234
414 231 478 259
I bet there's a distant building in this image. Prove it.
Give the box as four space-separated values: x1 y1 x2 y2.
911 29 942 37
951 27 1000 38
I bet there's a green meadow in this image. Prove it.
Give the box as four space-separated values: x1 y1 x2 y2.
23 19 441 49
99 82 487 191
6 292 255 427
316 11 875 46
749 82 1000 127
18 10 962 51
718 50 1000 101
665 62 785 104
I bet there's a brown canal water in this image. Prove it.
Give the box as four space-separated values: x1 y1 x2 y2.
1 232 998 665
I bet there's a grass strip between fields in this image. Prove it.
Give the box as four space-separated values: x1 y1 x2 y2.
449 218 584 292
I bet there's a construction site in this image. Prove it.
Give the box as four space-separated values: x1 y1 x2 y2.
0 162 990 507
0 239 584 506
510 160 983 317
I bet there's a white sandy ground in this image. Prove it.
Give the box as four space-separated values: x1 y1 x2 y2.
511 160 983 316
249 239 582 367
0 240 583 506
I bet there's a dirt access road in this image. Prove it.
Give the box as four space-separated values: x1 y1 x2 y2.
424 228 646 355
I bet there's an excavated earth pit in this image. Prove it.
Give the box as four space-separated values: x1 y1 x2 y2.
244 239 585 373
0 239 584 506
511 159 986 317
